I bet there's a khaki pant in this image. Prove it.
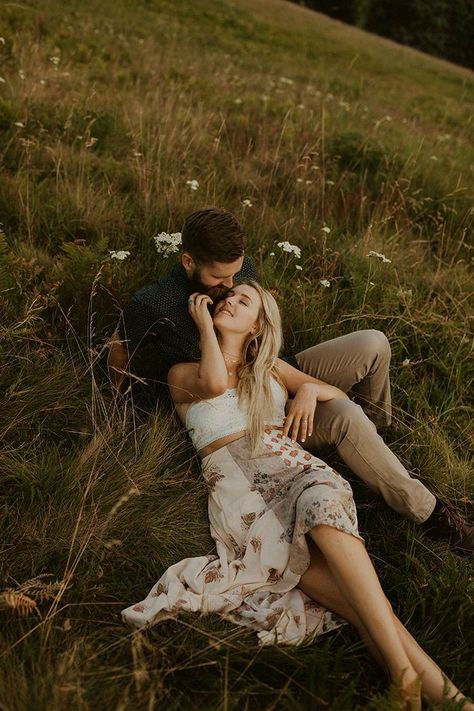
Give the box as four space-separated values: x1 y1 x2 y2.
291 329 436 524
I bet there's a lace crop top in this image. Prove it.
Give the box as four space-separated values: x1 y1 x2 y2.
185 376 288 452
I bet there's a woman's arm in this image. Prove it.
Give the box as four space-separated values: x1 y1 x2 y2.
276 357 349 441
167 293 229 404
276 357 350 402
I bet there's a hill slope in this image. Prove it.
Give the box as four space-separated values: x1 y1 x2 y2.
0 0 473 708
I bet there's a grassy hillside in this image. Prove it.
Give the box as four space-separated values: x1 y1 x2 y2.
0 0 473 708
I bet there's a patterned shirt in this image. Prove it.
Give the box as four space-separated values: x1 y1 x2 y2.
118 256 299 372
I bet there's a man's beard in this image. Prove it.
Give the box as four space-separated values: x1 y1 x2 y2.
187 270 231 305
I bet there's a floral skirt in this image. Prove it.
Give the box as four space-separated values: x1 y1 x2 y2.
121 427 364 646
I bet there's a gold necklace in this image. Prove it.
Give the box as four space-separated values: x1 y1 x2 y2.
223 353 241 376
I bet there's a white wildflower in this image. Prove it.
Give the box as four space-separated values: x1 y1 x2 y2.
322 226 331 233
320 279 330 288
234 98 242 104
186 179 199 191
305 179 313 184
295 264 303 271
367 250 391 264
85 136 98 148
242 199 253 207
326 180 335 186
109 250 130 261
311 165 320 171
49 56 60 66
269 252 275 256
132 150 142 157
296 104 305 109
402 358 410 367
0 77 5 84
279 76 294 85
430 155 438 161
14 121 24 127
276 241 301 259
296 178 303 183
0 37 5 45
39 79 46 85
18 69 25 80
153 231 182 258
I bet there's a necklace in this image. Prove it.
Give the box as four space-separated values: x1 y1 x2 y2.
222 350 241 362
223 353 241 376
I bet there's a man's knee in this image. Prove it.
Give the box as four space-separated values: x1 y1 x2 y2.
361 329 391 363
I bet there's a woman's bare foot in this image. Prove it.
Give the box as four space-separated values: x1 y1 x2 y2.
393 669 422 711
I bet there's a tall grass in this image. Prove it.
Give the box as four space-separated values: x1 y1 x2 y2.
1 0 473 707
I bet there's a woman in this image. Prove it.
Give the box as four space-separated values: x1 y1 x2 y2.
122 280 472 709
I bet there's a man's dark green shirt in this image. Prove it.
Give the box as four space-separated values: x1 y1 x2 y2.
118 256 299 373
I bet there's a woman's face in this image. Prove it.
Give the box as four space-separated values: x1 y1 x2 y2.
212 284 262 337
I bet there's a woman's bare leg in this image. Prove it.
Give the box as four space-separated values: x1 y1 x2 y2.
299 535 473 709
307 525 419 702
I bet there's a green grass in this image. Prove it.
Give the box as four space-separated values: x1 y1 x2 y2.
0 0 473 707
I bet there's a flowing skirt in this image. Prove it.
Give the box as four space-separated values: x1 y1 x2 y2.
121 426 364 646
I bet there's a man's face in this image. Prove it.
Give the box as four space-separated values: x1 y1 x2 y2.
183 254 244 301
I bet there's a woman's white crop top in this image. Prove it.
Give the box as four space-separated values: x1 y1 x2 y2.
185 376 288 452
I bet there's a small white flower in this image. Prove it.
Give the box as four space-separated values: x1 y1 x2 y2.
430 155 438 161
14 121 24 128
276 241 301 259
326 180 335 186
269 252 275 256
49 56 60 66
85 136 98 148
369 281 375 286
279 76 294 85
242 199 253 207
295 264 303 271
311 165 320 171
0 77 5 84
0 37 5 45
322 226 331 233
186 179 199 191
296 178 303 183
234 98 242 104
109 250 130 261
402 358 410 367
153 231 182 258
18 69 25 80
132 150 142 157
39 79 46 85
319 279 330 288
367 250 391 264
305 179 313 184
296 104 305 109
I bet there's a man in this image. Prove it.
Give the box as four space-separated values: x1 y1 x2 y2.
108 206 473 554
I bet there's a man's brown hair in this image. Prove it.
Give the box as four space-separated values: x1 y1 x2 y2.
181 207 245 264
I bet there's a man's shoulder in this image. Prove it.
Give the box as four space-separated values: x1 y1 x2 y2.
239 255 258 280
129 264 183 304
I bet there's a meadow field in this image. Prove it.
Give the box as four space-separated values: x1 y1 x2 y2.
0 0 473 708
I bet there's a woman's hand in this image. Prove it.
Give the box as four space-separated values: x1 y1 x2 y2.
282 382 319 442
188 292 214 334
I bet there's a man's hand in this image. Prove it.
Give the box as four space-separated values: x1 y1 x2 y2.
188 292 214 333
107 329 129 392
282 382 319 442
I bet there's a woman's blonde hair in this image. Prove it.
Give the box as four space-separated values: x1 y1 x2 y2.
232 280 286 454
